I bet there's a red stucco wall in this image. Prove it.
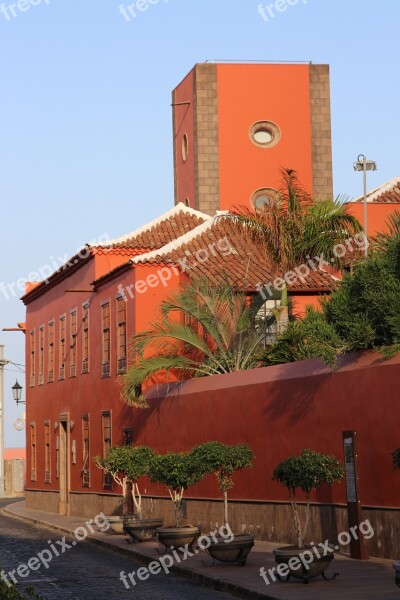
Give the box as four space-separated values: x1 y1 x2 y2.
133 352 400 509
24 259 186 496
173 69 196 207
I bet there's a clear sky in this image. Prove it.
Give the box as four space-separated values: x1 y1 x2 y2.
1 0 399 446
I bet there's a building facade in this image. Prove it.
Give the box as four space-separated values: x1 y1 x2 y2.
21 62 400 535
172 62 333 214
22 203 336 515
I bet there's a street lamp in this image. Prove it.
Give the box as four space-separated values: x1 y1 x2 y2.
12 380 24 406
353 154 377 254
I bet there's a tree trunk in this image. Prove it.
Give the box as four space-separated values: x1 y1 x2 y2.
277 285 289 334
174 501 183 527
224 491 229 527
122 479 128 515
302 494 311 545
290 496 303 549
132 482 142 519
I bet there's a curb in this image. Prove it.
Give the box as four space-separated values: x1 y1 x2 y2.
2 505 281 600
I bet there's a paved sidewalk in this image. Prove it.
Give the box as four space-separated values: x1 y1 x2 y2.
2 501 398 600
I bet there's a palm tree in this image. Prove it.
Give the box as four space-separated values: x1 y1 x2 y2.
227 168 363 320
123 280 266 407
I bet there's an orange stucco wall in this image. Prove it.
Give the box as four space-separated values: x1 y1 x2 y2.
347 203 400 237
217 64 313 211
291 293 328 318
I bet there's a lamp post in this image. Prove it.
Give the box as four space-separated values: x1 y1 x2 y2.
12 380 23 406
0 349 25 498
353 154 377 254
0 345 9 498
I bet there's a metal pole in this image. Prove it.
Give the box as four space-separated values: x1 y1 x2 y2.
363 157 368 256
0 345 6 497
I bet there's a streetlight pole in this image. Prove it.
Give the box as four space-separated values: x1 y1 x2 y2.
362 156 368 249
353 154 378 256
0 345 8 498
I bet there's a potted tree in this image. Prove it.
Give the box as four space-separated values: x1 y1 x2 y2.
149 449 208 550
94 446 138 534
191 441 255 565
122 446 163 542
272 449 344 583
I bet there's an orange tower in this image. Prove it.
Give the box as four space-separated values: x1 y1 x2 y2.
172 62 333 215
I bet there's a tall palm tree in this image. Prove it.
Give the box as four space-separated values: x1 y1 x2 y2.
227 168 363 313
123 280 265 407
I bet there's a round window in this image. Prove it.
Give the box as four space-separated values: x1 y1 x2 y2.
182 134 189 161
251 188 279 210
249 121 281 148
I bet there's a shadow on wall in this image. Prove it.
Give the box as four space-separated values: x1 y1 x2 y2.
262 362 328 426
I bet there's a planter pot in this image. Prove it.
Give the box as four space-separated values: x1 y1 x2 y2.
156 526 199 551
107 516 126 535
106 514 137 534
206 535 254 566
273 545 339 584
393 561 400 588
124 518 163 542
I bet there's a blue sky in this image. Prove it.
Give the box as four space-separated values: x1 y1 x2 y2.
0 0 399 446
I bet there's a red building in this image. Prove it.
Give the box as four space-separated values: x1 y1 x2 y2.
22 202 337 516
21 63 400 553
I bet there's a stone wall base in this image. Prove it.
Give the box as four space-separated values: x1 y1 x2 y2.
24 491 399 559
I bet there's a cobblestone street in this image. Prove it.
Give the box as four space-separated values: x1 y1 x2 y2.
0 501 237 600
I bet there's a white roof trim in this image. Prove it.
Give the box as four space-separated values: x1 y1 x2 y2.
93 203 211 247
131 215 226 264
351 176 400 203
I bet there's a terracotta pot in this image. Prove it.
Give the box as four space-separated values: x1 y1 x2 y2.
206 535 254 566
124 518 163 542
156 526 199 550
273 545 338 584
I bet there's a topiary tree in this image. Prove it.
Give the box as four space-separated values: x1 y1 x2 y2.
94 447 132 514
123 446 155 518
149 449 208 527
191 442 253 527
273 449 344 549
95 446 155 517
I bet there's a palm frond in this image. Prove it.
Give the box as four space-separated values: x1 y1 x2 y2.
122 280 266 405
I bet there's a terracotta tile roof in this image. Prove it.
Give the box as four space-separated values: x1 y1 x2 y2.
131 216 338 293
94 203 209 253
351 177 400 204
22 204 210 303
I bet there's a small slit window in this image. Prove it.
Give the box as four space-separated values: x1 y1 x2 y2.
182 134 189 161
